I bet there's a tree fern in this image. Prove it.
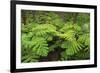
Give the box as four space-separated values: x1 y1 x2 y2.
59 23 89 60
21 10 90 62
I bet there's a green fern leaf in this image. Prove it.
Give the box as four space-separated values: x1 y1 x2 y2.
31 37 49 57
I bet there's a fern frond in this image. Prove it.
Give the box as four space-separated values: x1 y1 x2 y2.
65 41 83 55
31 37 49 57
74 47 90 60
60 23 81 33
78 33 90 46
21 52 40 63
32 24 57 37
21 23 38 33
57 30 75 41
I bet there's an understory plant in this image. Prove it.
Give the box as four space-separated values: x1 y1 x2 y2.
21 10 90 63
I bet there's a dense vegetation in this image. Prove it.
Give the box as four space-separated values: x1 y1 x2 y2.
21 10 90 63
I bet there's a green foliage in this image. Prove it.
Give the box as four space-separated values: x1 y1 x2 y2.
31 37 49 57
21 10 90 62
59 23 89 60
34 11 64 29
